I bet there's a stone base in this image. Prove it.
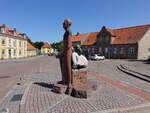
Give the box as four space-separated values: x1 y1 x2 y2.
71 88 87 98
51 68 97 99
52 79 97 99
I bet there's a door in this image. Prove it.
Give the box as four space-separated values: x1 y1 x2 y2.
9 49 11 58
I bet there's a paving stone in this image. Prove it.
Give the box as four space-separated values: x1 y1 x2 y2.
0 57 149 113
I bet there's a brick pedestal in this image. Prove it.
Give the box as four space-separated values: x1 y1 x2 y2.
52 68 97 99
72 68 87 86
70 68 88 98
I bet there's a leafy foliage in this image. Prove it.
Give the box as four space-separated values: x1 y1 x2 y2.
26 36 33 45
52 41 64 52
33 42 44 49
26 36 63 51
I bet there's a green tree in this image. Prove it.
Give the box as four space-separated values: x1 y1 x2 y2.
52 41 64 52
33 42 44 49
26 36 33 44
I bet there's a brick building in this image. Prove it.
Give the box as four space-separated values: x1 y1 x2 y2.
71 33 89 47
72 24 150 60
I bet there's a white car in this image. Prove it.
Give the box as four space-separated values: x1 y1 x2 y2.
89 54 105 60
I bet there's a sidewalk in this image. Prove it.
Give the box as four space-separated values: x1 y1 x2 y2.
0 55 43 63
123 60 150 77
0 62 150 113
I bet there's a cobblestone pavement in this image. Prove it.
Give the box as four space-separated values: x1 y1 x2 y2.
0 57 150 113
0 56 55 100
88 59 150 93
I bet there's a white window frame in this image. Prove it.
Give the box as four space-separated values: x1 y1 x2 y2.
113 48 117 54
120 47 124 54
128 47 135 55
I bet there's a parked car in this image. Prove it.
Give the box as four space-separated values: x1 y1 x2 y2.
89 54 105 60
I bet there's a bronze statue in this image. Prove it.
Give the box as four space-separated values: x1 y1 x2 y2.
60 19 72 88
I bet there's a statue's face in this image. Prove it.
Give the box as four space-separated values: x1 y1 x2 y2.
63 21 69 30
63 19 72 30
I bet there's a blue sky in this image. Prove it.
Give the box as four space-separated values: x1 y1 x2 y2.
0 0 150 43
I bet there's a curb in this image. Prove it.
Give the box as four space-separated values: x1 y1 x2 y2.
0 55 43 63
117 65 150 82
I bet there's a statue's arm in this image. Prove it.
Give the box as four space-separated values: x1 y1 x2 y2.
67 35 72 50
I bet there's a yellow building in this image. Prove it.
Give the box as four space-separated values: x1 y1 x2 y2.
41 43 53 55
0 24 27 60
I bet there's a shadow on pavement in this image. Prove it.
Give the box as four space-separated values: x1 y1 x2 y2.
34 82 63 94
34 82 54 89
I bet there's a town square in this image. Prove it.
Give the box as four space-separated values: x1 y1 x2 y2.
0 0 150 113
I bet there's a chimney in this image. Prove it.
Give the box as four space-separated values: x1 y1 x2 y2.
76 32 80 36
2 24 6 28
13 28 16 32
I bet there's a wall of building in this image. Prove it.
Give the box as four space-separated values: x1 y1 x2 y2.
41 47 53 55
0 35 27 60
138 29 150 60
82 43 138 59
105 44 138 59
27 50 36 57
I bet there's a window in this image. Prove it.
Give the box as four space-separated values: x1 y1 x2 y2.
113 48 117 54
14 40 16 47
128 47 135 54
14 50 16 56
120 48 124 54
105 48 108 53
92 48 94 53
2 39 5 45
13 31 16 36
19 50 21 55
24 42 26 48
0 28 4 32
99 47 102 52
9 39 11 46
19 41 22 47
2 49 5 55
105 36 110 44
88 48 90 53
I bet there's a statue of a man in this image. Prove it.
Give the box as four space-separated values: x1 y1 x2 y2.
61 19 72 88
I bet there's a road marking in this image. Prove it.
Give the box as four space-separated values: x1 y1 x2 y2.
88 72 150 101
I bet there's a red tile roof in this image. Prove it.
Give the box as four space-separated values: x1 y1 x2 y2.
0 25 26 40
111 24 150 44
82 32 99 46
82 24 150 46
72 33 88 42
27 42 36 50
4 27 14 36
42 43 51 48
